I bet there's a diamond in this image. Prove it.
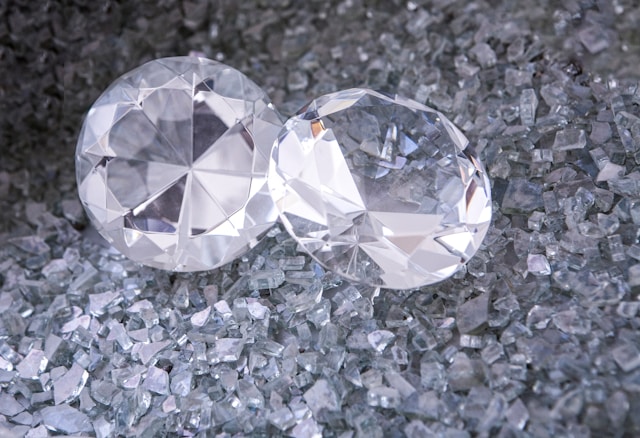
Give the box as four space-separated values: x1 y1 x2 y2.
76 57 283 271
268 88 491 289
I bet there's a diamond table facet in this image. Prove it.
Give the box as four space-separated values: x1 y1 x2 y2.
268 88 492 289
76 57 283 271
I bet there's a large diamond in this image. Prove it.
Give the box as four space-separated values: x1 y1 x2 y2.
76 57 283 271
268 88 492 289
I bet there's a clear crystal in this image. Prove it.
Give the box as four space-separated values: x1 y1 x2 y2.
456 292 490 334
527 254 551 276
0 393 25 417
269 88 492 289
367 330 396 352
367 385 402 408
506 398 529 430
552 128 587 151
303 379 341 415
611 344 640 372
76 56 283 271
53 363 89 405
40 405 93 435
519 89 538 126
209 338 244 363
142 366 170 395
16 349 48 380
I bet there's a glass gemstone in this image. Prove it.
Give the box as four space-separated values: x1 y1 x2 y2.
268 88 492 289
76 57 283 271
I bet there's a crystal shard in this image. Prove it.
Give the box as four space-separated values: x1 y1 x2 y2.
76 57 283 271
41 404 94 434
0 393 25 417
53 363 89 405
268 88 492 289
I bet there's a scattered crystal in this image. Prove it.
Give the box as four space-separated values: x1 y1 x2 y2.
553 309 591 335
303 379 340 415
61 314 90 333
590 121 612 144
132 340 172 365
606 391 629 426
247 301 269 319
617 302 639 318
16 350 48 380
75 57 283 271
448 352 484 391
552 128 587 151
210 338 244 363
470 43 497 68
106 320 133 350
478 394 507 431
457 293 490 334
143 366 170 395
612 344 640 372
481 342 504 364
9 236 50 255
291 418 323 438
279 256 306 271
367 385 402 408
502 179 544 213
53 363 88 405
24 425 49 438
505 68 532 88
247 269 285 290
596 162 625 182
237 379 264 409
267 407 296 430
404 420 433 437
190 306 211 327
0 393 25 417
93 416 115 438
528 211 545 231
527 254 551 276
551 388 584 419
578 25 610 54
89 291 122 316
608 235 626 262
459 334 483 348
41 404 93 434
367 330 396 352
506 398 529 430
519 89 538 126
540 83 568 106
12 411 32 426
385 371 416 398
170 370 192 396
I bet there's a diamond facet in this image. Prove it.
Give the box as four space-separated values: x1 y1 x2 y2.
268 88 492 289
76 57 283 271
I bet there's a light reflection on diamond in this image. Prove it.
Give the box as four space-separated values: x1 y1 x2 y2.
76 57 283 271
269 88 492 289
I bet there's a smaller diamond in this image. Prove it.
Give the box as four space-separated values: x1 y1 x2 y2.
268 88 492 289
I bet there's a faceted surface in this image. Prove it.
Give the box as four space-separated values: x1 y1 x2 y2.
269 89 491 289
76 57 283 271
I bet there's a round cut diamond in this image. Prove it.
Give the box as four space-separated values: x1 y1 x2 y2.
269 88 492 289
76 57 283 271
